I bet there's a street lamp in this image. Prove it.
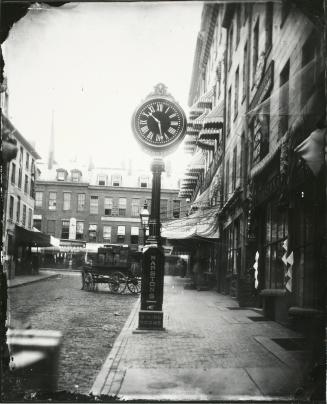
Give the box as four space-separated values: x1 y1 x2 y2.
140 201 150 246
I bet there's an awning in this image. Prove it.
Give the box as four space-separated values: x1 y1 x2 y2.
193 109 210 130
15 225 55 247
197 139 215 150
161 207 219 240
196 87 214 109
198 127 221 141
203 100 224 126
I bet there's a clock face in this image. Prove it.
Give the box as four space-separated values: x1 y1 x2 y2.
132 97 186 153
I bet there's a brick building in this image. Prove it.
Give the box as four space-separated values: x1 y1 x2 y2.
34 161 185 251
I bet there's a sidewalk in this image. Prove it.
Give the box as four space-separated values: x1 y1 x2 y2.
90 276 309 401
7 270 58 288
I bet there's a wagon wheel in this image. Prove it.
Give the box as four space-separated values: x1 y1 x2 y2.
108 271 127 294
127 277 141 294
84 273 95 291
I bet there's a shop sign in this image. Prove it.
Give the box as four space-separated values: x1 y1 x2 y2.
249 61 274 112
254 173 281 205
69 218 76 240
141 246 164 311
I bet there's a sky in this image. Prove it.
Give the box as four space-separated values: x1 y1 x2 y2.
3 1 203 175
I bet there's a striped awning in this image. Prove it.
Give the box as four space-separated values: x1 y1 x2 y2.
196 87 214 109
199 128 221 141
161 206 219 240
204 100 224 126
197 139 215 150
193 109 210 130
189 106 204 120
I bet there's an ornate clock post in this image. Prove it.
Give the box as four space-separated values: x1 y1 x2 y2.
132 83 186 330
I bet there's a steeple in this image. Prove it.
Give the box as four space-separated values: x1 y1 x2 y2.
48 109 55 170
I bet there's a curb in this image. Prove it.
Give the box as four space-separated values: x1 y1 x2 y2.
8 273 59 289
90 296 140 396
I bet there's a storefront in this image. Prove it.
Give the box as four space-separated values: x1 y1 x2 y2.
162 206 220 290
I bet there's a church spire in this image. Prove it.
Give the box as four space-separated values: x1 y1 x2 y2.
48 109 55 169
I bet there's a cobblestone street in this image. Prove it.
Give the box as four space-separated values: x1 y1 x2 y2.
7 271 138 394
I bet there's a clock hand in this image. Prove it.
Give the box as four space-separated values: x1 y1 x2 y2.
149 112 160 124
157 120 162 137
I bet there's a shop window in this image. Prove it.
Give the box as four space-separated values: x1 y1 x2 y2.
118 198 126 216
9 196 14 220
173 200 180 218
131 226 139 244
48 192 57 210
77 194 85 211
131 199 140 217
278 60 290 138
16 196 21 222
11 163 16 184
90 195 99 214
24 174 29 194
33 218 42 231
160 199 168 219
112 174 121 187
35 191 43 208
88 224 97 242
76 221 84 240
63 193 71 210
104 197 113 215
103 225 111 242
263 201 288 289
47 220 56 236
265 2 273 52
61 220 70 239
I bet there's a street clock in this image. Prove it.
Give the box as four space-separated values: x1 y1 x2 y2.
132 83 187 155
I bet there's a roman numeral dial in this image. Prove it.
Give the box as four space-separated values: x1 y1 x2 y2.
133 96 187 152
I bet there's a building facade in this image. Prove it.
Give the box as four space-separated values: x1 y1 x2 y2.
2 113 41 278
34 162 185 251
175 1 325 328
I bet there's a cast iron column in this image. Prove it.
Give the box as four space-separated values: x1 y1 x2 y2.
137 158 165 330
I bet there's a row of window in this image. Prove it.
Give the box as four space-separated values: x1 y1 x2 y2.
34 219 141 244
226 28 320 168
35 191 181 218
8 195 33 229
17 146 35 174
11 161 35 198
56 169 149 187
